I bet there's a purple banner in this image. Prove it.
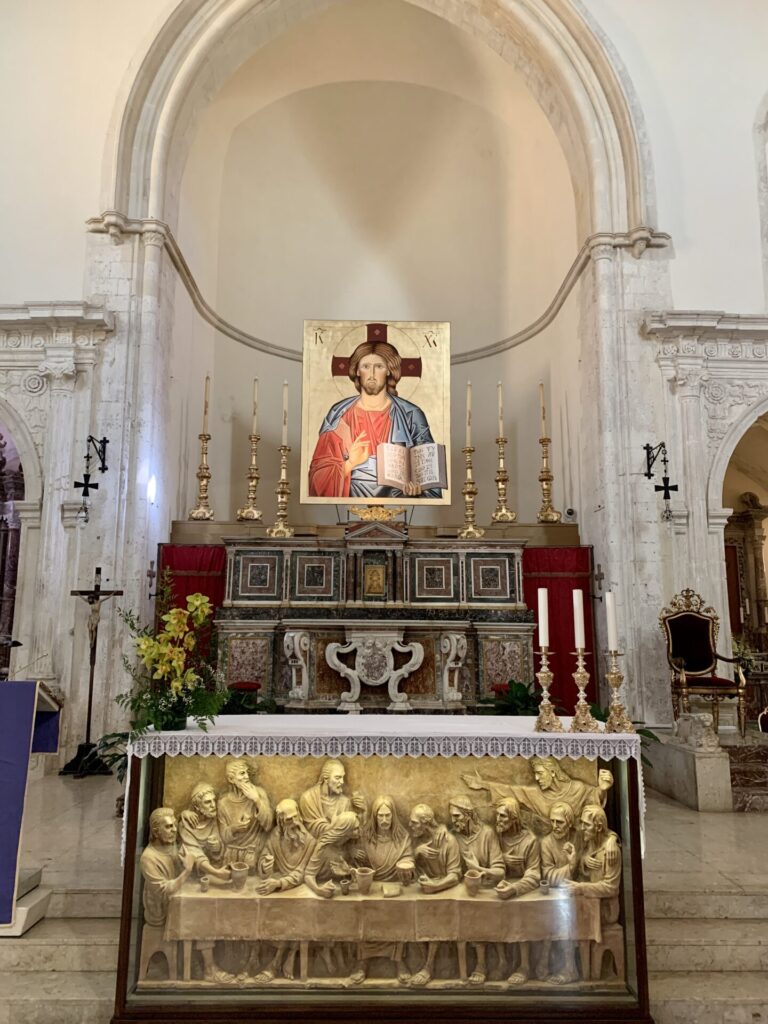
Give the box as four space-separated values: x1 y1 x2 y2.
0 681 37 926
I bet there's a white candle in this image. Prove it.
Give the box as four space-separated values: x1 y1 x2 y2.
257 380 264 436
539 381 546 438
281 380 289 445
466 381 472 447
537 588 549 647
573 589 585 649
202 375 210 434
744 597 751 616
497 381 504 438
763 605 768 625
605 590 618 651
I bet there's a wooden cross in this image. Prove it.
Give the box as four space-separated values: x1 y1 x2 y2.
593 564 605 592
146 559 157 598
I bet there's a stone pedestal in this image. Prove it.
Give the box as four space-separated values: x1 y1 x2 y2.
645 734 733 812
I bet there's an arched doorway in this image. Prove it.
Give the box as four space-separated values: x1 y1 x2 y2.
0 420 24 678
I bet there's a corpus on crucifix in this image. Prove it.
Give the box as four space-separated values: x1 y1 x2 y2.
59 566 123 778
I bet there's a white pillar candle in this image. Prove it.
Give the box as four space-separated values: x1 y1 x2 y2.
202 375 210 434
537 588 549 647
744 597 751 616
257 380 264 436
573 589 585 649
539 381 546 437
497 381 504 438
466 381 472 447
281 380 289 445
605 590 618 651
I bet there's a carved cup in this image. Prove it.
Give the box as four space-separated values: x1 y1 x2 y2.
230 861 248 892
463 869 482 897
356 867 374 895
199 875 210 893
396 858 415 886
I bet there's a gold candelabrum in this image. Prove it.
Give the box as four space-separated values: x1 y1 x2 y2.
534 647 563 732
266 444 294 538
236 433 262 521
188 432 214 521
491 436 517 523
458 445 485 539
604 650 635 733
537 435 562 524
569 648 602 732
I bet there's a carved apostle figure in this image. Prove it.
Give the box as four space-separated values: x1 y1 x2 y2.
562 804 621 925
304 810 361 898
252 799 316 984
217 759 273 870
299 759 366 839
537 801 579 983
178 783 231 882
409 803 462 987
462 757 613 834
448 795 505 985
493 796 541 986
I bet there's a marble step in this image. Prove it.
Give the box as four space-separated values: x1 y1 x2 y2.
649 971 768 1024
0 970 115 1024
47 887 122 919
647 919 768 972
0 919 119 972
645 887 768 919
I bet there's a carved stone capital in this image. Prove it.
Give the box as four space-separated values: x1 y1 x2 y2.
38 356 76 392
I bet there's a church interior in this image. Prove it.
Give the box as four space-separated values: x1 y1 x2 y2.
2 2 768 1022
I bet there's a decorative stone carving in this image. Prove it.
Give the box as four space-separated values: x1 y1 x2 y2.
325 630 424 713
284 630 311 703
672 712 721 752
439 632 467 707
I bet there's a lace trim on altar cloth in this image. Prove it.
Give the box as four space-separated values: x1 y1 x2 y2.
129 732 641 761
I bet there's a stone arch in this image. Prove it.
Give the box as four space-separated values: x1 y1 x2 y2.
106 0 657 240
0 397 42 505
708 393 768 514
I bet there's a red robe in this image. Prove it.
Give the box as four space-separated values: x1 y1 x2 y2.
309 404 393 498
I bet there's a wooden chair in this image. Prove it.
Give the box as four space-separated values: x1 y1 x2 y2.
659 588 746 737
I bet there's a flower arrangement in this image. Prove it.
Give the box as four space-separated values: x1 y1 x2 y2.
116 584 228 736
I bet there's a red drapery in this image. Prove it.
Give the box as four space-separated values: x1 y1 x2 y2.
522 546 597 707
157 544 227 613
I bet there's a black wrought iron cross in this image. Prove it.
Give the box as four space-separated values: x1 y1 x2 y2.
655 476 678 501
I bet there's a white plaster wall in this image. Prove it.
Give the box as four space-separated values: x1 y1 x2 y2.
582 0 768 312
173 0 579 525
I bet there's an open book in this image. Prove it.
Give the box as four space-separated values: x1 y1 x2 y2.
376 442 448 492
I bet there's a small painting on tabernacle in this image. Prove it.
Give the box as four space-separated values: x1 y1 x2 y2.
301 321 451 506
363 564 387 597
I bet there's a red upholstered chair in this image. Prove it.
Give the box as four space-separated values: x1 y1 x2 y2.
659 589 746 737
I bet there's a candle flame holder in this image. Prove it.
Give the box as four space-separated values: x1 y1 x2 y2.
537 435 562 524
266 444 294 538
189 433 214 521
604 649 635 733
236 433 262 521
491 436 517 523
569 648 602 732
458 445 485 539
534 646 563 732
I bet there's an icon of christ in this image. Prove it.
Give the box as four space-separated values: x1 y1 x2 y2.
308 332 443 500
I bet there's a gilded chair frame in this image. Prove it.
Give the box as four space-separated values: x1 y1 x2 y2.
659 588 747 737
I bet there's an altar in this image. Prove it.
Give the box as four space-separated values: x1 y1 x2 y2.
216 522 535 712
113 715 652 1024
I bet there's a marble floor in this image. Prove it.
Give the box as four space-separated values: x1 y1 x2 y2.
19 773 768 898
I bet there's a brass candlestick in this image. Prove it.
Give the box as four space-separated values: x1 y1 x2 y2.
569 648 602 732
491 436 517 523
537 435 562 524
458 445 485 539
266 444 294 538
604 650 635 733
534 647 563 732
188 433 214 520
236 433 262 521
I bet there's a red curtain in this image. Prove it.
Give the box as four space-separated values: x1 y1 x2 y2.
157 544 227 612
522 546 597 707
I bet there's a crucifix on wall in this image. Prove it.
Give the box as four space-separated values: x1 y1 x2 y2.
59 567 123 778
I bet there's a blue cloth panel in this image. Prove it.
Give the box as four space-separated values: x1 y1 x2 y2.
0 681 37 925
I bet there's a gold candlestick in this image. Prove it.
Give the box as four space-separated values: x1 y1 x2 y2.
569 648 602 732
236 433 262 521
534 646 563 732
266 444 294 538
188 432 214 520
491 436 517 523
537 435 562 524
458 445 485 539
604 649 635 733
